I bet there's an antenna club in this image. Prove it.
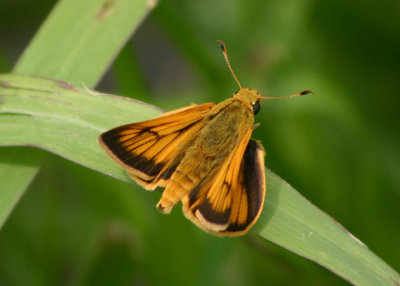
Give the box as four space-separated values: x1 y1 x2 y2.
217 40 226 52
300 90 314 95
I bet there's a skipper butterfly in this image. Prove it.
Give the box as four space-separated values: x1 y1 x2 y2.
99 41 311 236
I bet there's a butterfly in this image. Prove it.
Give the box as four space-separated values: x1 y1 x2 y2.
99 41 312 236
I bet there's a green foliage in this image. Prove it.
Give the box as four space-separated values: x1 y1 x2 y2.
0 0 399 285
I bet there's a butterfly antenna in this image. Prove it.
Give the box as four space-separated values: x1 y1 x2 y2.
261 89 314 100
218 40 242 89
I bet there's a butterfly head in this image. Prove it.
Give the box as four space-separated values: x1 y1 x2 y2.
234 88 262 115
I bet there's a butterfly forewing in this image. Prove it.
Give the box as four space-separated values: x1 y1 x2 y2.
99 103 215 189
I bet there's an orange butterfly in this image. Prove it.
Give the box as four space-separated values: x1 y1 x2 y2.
99 41 311 236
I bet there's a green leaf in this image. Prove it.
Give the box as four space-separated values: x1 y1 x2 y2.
1 74 399 285
1 0 158 229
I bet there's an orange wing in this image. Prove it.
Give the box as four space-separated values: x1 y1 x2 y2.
99 103 215 190
182 130 266 236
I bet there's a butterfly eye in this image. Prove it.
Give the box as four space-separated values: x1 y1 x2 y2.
252 101 260 115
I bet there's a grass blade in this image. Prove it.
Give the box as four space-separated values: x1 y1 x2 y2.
1 74 399 285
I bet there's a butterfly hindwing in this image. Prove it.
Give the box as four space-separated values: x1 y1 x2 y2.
182 128 266 236
226 139 265 233
99 103 215 189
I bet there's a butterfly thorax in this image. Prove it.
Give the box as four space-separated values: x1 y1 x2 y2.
197 98 254 158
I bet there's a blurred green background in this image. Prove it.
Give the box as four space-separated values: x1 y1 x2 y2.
1 0 399 285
